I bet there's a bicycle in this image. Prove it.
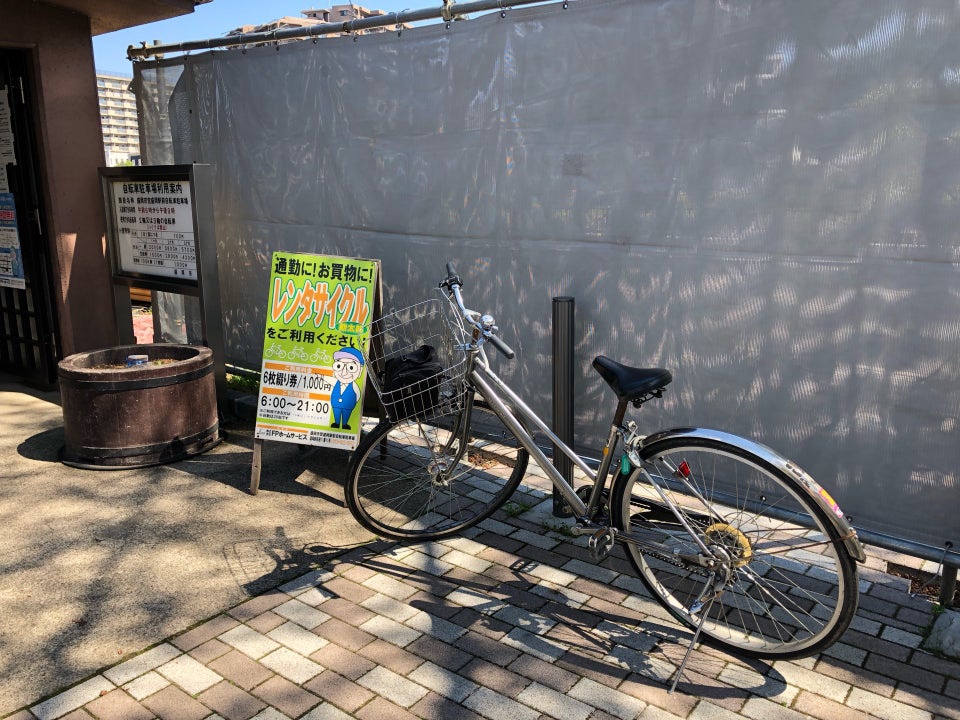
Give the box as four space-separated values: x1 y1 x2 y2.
345 263 865 680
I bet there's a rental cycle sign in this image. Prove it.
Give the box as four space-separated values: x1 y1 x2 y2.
254 252 378 450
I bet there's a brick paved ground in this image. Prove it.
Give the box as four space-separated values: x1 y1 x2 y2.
131 306 154 344
9 476 960 720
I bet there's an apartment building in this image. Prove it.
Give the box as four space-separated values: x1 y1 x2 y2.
96 72 140 166
303 4 388 25
306 4 408 33
229 5 404 39
227 15 322 36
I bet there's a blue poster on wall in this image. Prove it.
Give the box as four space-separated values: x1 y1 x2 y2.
0 192 24 290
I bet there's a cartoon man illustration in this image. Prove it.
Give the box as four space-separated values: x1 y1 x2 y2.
330 347 364 430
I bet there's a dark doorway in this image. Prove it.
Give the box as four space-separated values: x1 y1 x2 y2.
0 49 59 386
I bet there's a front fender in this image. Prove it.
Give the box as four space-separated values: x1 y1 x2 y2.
638 427 866 563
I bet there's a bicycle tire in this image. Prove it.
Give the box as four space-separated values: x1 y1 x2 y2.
345 400 529 541
610 434 858 658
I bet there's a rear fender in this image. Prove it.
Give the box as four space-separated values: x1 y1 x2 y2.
636 427 866 563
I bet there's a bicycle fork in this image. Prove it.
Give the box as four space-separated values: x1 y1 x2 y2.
423 391 477 484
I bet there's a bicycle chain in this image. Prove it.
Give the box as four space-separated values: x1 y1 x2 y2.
642 547 706 573
622 517 715 576
628 540 714 577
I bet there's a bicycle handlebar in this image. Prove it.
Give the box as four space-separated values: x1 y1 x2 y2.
440 262 515 360
486 332 515 359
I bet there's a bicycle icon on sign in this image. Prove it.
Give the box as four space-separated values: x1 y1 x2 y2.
288 346 309 362
309 348 333 364
263 342 286 359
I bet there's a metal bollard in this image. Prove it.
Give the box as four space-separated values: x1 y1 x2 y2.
941 565 958 608
552 297 575 517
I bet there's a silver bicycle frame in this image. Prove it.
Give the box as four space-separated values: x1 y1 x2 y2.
447 281 864 564
467 356 596 518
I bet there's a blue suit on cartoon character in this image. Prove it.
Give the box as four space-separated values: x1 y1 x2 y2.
330 347 364 430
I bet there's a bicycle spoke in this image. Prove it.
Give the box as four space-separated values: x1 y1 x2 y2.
736 568 829 639
346 404 529 540
612 438 858 657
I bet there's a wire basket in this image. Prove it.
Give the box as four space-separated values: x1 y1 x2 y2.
365 295 470 423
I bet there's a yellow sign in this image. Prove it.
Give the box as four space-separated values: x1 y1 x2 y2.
254 252 378 450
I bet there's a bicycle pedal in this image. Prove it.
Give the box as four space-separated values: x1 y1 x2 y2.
588 527 615 562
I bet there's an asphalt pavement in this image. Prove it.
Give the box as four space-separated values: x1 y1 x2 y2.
0 373 374 714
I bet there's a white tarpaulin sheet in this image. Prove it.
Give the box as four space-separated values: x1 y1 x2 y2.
136 0 960 553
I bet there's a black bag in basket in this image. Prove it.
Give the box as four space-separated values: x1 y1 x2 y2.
381 344 445 421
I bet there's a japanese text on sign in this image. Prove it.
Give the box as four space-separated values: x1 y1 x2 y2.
111 179 197 281
254 253 378 451
0 193 24 290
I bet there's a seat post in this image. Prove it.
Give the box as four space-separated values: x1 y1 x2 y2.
612 398 630 428
590 398 632 511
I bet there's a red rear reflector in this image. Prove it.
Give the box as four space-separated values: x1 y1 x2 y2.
677 461 691 478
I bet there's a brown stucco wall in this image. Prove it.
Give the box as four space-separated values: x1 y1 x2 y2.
1 0 118 356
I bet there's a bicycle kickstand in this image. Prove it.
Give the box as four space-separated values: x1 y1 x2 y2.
669 577 720 694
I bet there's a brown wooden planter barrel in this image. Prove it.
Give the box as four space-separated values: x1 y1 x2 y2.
58 344 220 469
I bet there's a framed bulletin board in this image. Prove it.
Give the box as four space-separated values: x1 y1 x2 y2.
99 164 226 405
100 164 213 294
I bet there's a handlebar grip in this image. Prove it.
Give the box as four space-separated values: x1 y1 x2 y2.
487 332 515 360
446 262 457 277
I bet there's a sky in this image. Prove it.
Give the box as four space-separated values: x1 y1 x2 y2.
92 0 418 75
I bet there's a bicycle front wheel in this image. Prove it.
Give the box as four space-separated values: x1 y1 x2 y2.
345 401 529 541
610 435 858 658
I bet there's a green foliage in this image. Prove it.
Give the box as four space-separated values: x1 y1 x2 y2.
227 372 260 394
501 500 532 518
541 519 576 537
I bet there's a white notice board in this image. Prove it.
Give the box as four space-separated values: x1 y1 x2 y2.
110 179 198 281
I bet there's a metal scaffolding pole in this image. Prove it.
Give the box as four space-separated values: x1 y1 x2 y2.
127 0 566 60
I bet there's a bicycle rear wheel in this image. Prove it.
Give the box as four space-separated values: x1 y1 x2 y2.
345 401 529 541
610 435 858 658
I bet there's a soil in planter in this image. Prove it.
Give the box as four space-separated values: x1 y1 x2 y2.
887 562 960 606
92 359 177 370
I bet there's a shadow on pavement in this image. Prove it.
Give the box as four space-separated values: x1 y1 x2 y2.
231 526 366 595
17 426 65 463
292 541 790 699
